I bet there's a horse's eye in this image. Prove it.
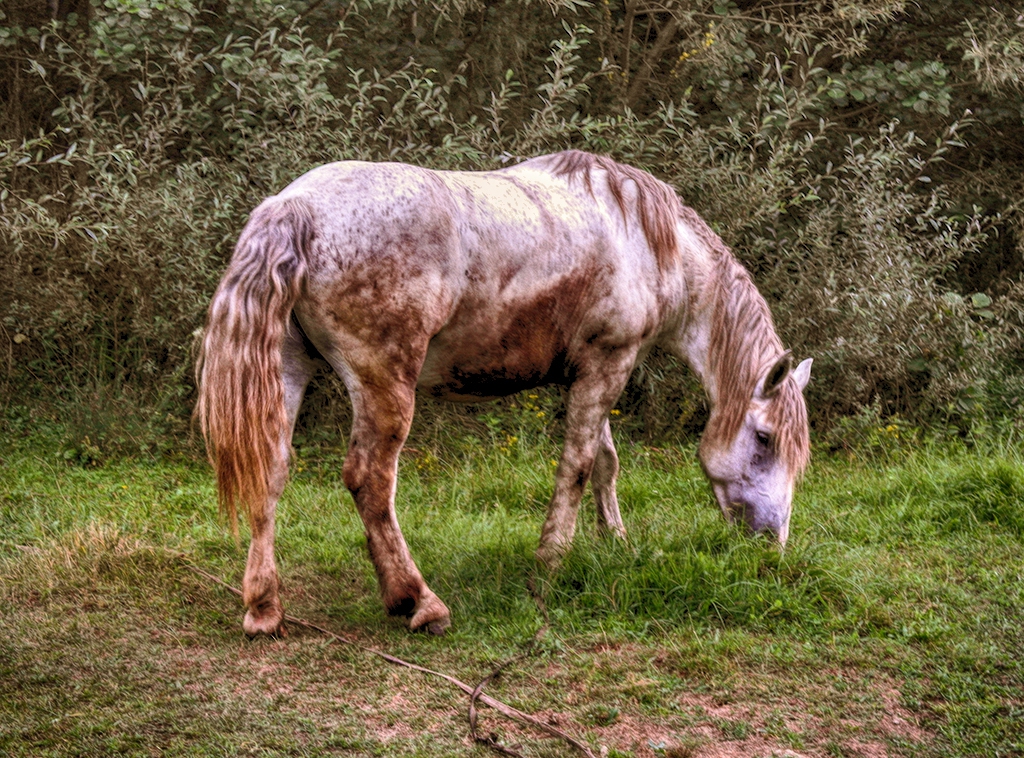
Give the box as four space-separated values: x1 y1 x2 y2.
755 431 771 447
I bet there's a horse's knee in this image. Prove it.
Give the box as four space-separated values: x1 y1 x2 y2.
573 466 591 492
342 446 370 494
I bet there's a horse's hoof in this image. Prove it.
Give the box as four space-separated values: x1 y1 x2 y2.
534 541 567 570
243 606 286 638
409 591 450 635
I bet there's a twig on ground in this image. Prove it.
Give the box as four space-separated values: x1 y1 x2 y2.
180 562 597 758
467 572 555 754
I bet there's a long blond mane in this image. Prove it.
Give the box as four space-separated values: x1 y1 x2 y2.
550 150 682 272
688 207 810 476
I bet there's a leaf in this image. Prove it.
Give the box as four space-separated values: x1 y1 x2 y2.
970 292 992 308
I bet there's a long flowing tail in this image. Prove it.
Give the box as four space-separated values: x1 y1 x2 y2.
196 197 315 533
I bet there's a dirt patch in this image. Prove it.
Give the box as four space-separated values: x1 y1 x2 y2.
877 686 928 744
837 738 891 758
365 716 418 743
691 743 811 758
468 706 807 758
499 676 930 758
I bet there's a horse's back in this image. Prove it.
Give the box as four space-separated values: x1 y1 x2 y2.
277 160 463 268
269 157 667 398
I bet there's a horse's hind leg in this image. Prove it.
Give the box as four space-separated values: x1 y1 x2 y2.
592 418 626 539
242 321 318 637
338 349 450 634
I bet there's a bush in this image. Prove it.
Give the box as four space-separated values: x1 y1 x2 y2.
1 0 1020 449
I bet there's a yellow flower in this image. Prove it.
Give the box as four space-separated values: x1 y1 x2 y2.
610 409 621 416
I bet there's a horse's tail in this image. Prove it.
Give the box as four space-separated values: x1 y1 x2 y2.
195 196 315 534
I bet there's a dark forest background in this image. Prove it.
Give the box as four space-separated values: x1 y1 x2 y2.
2 0 1023 457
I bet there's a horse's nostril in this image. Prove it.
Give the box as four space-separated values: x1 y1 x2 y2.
743 512 784 542
736 503 774 535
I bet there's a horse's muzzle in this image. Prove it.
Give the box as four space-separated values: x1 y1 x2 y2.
714 484 789 546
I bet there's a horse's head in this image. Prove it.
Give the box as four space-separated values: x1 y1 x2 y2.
699 352 812 545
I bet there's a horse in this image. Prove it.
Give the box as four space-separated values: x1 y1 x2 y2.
196 150 812 637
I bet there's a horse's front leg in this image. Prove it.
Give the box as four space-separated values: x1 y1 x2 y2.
536 355 635 566
343 380 450 634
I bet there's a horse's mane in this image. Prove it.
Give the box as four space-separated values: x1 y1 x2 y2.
691 209 810 477
549 151 807 474
549 151 682 272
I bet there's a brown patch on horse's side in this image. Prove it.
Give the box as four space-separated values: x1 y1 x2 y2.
432 289 567 397
424 263 609 399
551 150 682 273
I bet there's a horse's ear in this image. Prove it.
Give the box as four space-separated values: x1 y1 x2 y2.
792 357 812 392
762 351 793 398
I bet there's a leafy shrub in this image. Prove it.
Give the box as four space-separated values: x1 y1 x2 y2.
1 0 1021 448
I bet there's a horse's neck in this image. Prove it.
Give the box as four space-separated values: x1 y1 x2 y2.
670 256 719 403
669 248 774 410
662 210 721 395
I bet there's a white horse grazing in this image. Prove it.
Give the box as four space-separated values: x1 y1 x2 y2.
197 151 812 637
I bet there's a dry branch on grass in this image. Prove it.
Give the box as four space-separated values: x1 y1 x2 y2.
182 563 597 758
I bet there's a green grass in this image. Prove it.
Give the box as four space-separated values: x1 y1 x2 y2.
1 427 1022 757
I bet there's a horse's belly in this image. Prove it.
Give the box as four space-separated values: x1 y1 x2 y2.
417 363 563 402
417 287 573 401
418 332 566 401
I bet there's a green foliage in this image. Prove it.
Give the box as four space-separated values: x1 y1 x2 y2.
1 0 1023 440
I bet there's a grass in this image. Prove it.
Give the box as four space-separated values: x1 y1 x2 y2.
1 422 1023 757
